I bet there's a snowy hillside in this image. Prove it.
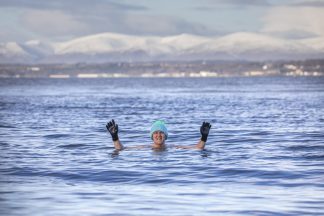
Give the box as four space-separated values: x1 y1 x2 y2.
1 32 324 63
0 42 30 57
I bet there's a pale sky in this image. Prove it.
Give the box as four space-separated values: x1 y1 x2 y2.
1 0 324 43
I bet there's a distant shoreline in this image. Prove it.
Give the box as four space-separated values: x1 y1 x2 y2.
1 59 323 78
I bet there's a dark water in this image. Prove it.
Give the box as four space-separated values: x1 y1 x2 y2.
1 77 324 215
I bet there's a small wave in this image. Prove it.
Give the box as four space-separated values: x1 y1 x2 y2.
57 143 86 149
44 134 71 139
0 124 15 128
77 170 149 184
219 168 305 180
248 131 271 136
234 210 287 216
0 141 9 146
302 154 324 160
296 200 324 205
287 145 324 151
1 167 40 178
254 180 324 188
7 167 150 184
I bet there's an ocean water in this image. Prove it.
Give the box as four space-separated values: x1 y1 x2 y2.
1 77 324 215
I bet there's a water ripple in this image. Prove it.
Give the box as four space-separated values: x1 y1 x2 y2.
1 77 324 215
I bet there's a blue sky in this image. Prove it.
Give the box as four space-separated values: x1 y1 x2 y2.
1 0 324 43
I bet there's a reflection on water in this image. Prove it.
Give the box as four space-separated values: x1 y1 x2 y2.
1 77 324 215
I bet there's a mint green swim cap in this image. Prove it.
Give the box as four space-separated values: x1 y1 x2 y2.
150 120 168 140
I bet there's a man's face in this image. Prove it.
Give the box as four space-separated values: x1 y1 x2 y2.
152 131 166 145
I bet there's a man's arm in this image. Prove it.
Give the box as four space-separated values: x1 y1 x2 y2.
112 140 124 151
195 140 206 150
106 119 124 150
175 122 211 150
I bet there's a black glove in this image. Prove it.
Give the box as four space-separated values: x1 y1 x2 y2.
200 122 211 142
106 119 119 141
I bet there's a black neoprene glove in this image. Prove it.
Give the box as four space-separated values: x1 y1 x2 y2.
106 119 119 141
200 122 211 142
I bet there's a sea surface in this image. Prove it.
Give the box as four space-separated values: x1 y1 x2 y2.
1 77 324 215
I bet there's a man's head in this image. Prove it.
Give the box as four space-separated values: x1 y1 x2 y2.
150 120 168 146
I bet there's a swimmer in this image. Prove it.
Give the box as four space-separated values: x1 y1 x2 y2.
106 119 211 150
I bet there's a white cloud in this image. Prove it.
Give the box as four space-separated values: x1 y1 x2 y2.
21 9 87 39
15 7 212 42
123 13 210 36
261 6 324 37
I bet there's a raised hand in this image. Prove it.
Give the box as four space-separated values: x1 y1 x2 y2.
200 122 211 142
106 119 119 141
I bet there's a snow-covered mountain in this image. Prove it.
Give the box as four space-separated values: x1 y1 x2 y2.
1 32 324 63
22 40 54 57
0 42 32 63
0 40 54 63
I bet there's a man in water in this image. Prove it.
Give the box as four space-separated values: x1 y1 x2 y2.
106 119 211 150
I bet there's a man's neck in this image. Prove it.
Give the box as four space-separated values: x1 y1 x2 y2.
152 143 166 149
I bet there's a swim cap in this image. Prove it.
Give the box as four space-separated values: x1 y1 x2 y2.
150 120 168 140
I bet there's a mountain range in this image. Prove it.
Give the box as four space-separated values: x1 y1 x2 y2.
1 32 324 63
